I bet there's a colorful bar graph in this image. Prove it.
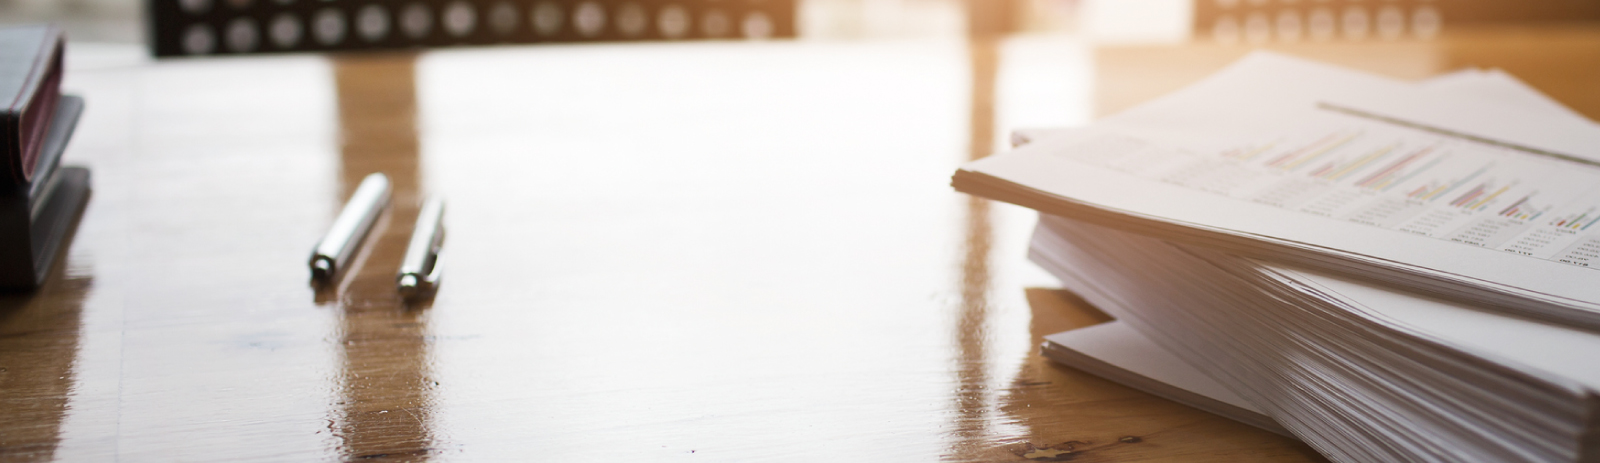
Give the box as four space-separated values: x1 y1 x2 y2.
1497 195 1544 220
1450 184 1488 207
1427 165 1488 200
1552 209 1600 230
1355 146 1437 190
1264 133 1347 169
1278 134 1358 171
1406 164 1491 201
1313 144 1395 181
1222 142 1276 161
1380 156 1447 192
1466 185 1511 210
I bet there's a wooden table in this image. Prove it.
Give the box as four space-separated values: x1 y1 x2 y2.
2 25 1596 461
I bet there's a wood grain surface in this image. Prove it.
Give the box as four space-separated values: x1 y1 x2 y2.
2 25 1597 461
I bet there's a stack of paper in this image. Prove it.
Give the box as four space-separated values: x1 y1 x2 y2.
954 52 1600 462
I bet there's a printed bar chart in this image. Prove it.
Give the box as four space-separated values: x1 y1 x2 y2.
1309 144 1393 181
1352 146 1437 191
1553 209 1600 230
1497 195 1545 221
1171 110 1600 266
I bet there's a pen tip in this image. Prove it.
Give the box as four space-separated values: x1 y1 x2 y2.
398 274 418 297
311 260 332 281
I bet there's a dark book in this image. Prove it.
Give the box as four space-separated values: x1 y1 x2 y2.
0 95 88 289
0 24 65 187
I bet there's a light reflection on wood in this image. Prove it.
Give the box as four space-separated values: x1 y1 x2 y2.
0 268 89 462
986 289 1332 462
948 34 1001 460
330 54 439 461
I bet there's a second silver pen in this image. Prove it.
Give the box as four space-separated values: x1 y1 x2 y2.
397 197 444 299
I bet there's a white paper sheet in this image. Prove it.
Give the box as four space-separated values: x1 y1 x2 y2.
1042 321 1290 436
1031 216 1594 463
960 52 1600 329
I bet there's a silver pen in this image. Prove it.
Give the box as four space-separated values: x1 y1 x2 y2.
397 197 444 298
310 173 391 282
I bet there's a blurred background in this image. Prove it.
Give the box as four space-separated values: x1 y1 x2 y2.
13 0 1597 117
23 0 1585 122
0 0 1096 44
11 0 1598 47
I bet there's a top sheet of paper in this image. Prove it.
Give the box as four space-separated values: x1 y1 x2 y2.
961 52 1600 328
